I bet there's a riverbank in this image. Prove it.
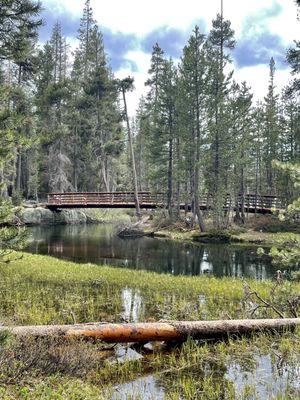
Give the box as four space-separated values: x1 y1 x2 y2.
0 253 299 399
14 206 132 226
154 227 300 247
14 205 300 250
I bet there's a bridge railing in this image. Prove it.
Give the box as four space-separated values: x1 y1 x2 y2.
236 194 284 210
47 192 285 211
195 193 284 211
47 192 165 207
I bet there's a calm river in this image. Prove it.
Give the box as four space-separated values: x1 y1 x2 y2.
26 224 276 280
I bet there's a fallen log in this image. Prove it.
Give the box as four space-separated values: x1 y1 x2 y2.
0 319 299 343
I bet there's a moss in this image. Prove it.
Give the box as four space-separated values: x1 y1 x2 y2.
192 231 232 243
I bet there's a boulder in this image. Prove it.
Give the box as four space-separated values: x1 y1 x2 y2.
20 207 87 225
53 209 87 225
21 207 54 225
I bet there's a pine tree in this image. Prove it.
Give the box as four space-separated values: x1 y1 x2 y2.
178 26 207 230
0 0 41 61
0 1 40 199
144 45 178 217
252 102 265 203
70 1 123 192
263 57 280 193
206 9 235 228
35 23 72 193
143 44 167 195
117 77 141 217
230 81 253 223
0 0 40 259
286 0 300 93
132 97 150 190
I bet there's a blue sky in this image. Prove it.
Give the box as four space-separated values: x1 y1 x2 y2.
39 0 299 114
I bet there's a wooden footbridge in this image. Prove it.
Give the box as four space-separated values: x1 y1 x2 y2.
47 192 284 214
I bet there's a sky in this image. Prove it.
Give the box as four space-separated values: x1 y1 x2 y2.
39 0 299 116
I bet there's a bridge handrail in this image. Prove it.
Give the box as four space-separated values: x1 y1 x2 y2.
47 192 285 210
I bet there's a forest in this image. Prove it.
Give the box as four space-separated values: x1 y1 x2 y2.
0 0 299 231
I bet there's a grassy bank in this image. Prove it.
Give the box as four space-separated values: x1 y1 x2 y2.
149 212 300 246
154 227 300 247
0 253 299 399
2 253 300 325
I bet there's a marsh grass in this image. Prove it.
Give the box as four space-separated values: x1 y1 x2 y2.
1 331 299 399
0 253 299 399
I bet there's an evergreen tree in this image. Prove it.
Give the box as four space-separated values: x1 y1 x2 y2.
0 0 40 199
132 97 150 190
144 45 178 217
0 0 41 61
205 9 235 228
144 44 167 193
263 58 280 193
35 23 72 193
178 26 207 230
286 0 300 93
117 77 141 217
0 0 40 259
229 82 253 223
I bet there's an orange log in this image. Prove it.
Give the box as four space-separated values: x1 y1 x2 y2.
0 319 299 343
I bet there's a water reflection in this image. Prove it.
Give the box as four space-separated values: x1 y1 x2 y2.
26 224 277 279
226 354 300 398
112 375 165 400
110 352 299 400
121 287 144 322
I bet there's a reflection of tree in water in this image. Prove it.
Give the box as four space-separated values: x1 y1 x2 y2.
26 225 277 279
205 245 275 279
121 287 144 322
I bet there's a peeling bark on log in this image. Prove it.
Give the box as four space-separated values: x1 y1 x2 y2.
0 319 299 343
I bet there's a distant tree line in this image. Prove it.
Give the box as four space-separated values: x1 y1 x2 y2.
0 0 299 230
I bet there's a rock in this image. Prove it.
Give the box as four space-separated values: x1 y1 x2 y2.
53 209 87 225
19 207 87 225
21 207 54 225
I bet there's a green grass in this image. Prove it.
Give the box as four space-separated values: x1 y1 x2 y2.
84 208 133 224
0 253 299 399
2 252 299 325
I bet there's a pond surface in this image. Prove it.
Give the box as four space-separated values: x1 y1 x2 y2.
109 352 300 400
26 224 277 280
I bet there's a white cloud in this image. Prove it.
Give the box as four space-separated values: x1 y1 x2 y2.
115 51 151 116
43 0 298 41
234 64 291 101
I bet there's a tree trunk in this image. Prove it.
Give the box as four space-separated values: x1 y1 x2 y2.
240 166 246 223
167 136 173 218
121 87 141 218
195 118 205 232
1 319 298 342
16 149 22 192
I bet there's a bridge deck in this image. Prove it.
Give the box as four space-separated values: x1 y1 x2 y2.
46 192 284 214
